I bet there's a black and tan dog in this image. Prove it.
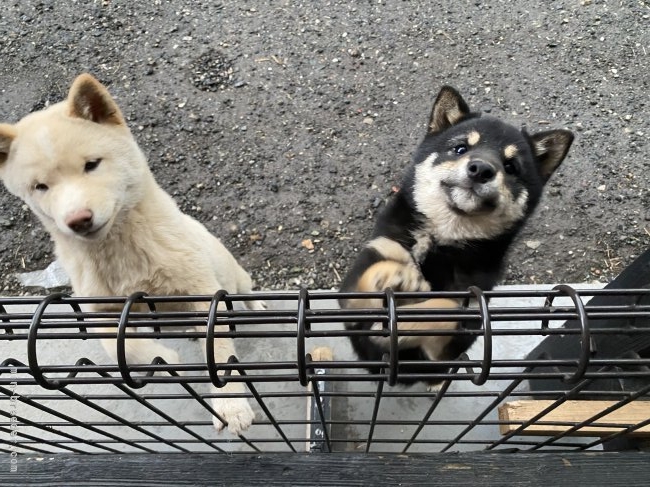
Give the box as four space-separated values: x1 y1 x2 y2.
340 86 573 388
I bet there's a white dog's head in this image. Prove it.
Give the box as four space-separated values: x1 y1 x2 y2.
0 74 149 241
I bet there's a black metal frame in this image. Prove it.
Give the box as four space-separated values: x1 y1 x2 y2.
1 286 649 456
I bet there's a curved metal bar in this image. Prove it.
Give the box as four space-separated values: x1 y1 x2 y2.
384 288 398 386
0 304 13 335
142 296 159 333
62 300 89 336
549 284 593 383
116 292 149 389
540 287 564 330
27 292 71 390
297 287 309 386
467 286 492 386
205 290 233 388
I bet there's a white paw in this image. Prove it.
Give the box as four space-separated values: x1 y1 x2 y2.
211 397 255 435
427 382 444 393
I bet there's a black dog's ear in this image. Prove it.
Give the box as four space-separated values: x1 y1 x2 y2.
529 129 574 181
428 86 471 134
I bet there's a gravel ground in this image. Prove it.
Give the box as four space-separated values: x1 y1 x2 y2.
0 1 648 295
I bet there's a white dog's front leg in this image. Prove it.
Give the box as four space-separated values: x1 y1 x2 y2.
99 329 181 368
199 332 255 435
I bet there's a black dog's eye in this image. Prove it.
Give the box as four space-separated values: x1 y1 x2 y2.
34 183 49 192
453 144 468 155
84 158 102 172
504 159 519 175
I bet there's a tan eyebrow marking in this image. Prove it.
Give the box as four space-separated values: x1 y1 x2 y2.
504 144 518 159
467 131 480 146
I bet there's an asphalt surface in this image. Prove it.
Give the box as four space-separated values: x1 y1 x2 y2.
1 1 648 294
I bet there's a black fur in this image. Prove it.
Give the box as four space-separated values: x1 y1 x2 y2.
339 86 574 386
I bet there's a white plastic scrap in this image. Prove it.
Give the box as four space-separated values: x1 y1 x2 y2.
17 260 70 289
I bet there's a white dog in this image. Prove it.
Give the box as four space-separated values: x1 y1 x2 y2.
0 73 264 434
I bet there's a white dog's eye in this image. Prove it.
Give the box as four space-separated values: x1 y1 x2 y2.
84 158 102 172
33 183 49 192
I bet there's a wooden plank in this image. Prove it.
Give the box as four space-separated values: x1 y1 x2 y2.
499 400 650 437
7 452 650 487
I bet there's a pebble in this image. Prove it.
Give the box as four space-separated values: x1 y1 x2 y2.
525 240 542 250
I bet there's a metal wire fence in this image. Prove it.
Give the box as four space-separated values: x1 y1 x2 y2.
1 286 649 455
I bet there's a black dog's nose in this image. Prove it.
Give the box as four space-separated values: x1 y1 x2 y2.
467 160 496 184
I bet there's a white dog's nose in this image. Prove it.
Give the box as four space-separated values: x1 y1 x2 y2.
65 209 94 233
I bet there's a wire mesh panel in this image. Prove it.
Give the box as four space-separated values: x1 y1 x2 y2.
1 286 649 456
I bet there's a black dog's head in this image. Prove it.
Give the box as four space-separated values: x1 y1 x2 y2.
404 86 574 246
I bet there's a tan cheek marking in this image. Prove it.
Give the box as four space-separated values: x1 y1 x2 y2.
504 144 518 159
431 156 469 175
467 131 480 146
421 152 438 166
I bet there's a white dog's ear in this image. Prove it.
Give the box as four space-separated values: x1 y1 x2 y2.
0 123 17 167
67 73 126 126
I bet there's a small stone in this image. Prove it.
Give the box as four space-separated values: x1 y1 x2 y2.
525 240 542 250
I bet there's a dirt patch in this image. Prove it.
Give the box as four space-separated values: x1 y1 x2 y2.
0 1 648 294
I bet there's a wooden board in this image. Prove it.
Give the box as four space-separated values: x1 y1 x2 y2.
8 452 650 486
498 400 650 437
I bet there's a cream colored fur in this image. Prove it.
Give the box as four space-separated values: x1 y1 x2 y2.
0 73 264 435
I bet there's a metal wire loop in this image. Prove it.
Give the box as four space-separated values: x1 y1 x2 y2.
206 289 233 388
1 304 13 335
548 284 593 383
116 291 150 389
466 286 493 385
27 292 71 390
